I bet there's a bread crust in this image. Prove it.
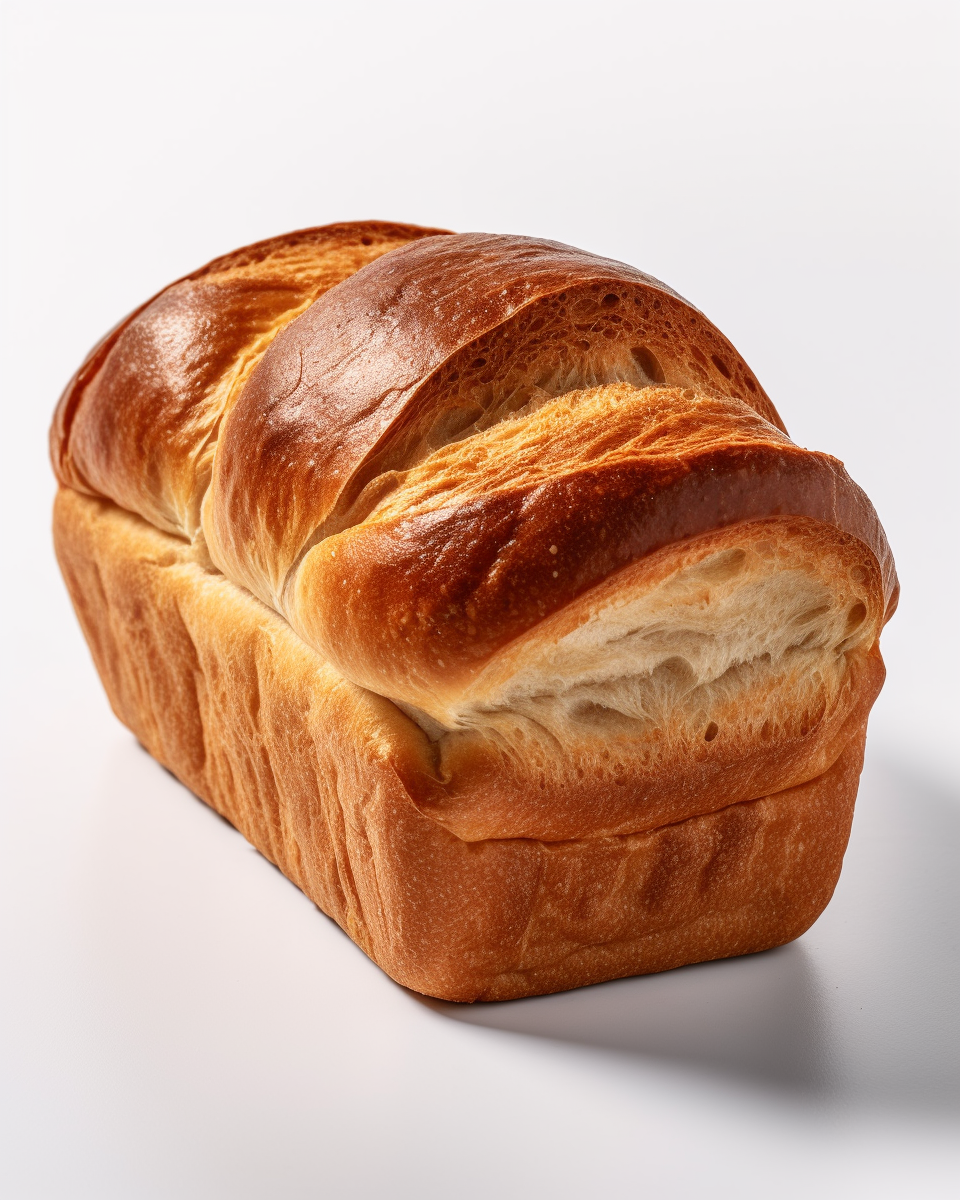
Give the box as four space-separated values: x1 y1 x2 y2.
51 221 450 536
207 233 788 607
293 388 894 709
54 488 864 1002
49 223 897 999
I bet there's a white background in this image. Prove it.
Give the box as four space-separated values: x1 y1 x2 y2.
1 2 957 1196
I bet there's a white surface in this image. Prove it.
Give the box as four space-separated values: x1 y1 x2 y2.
1 2 957 1196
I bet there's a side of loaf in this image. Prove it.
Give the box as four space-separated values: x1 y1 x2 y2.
50 221 897 1000
54 487 865 1002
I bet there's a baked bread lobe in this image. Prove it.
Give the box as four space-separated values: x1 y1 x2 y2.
206 232 788 609
51 221 897 1000
51 221 451 538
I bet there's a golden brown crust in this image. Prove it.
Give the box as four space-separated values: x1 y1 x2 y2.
51 221 451 536
207 233 787 606
49 223 897 999
354 511 885 842
54 488 864 1002
292 386 895 708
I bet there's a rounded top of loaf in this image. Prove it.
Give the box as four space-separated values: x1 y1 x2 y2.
51 220 452 536
50 220 898 729
207 231 789 603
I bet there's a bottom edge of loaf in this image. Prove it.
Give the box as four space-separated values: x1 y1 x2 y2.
53 486 866 1002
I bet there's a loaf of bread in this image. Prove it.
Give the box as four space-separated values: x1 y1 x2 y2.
51 221 897 1001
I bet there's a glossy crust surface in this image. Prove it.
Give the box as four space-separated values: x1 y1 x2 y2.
50 221 897 998
52 221 450 537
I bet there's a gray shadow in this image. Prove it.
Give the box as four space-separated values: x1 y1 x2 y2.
421 942 836 1096
421 754 960 1112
